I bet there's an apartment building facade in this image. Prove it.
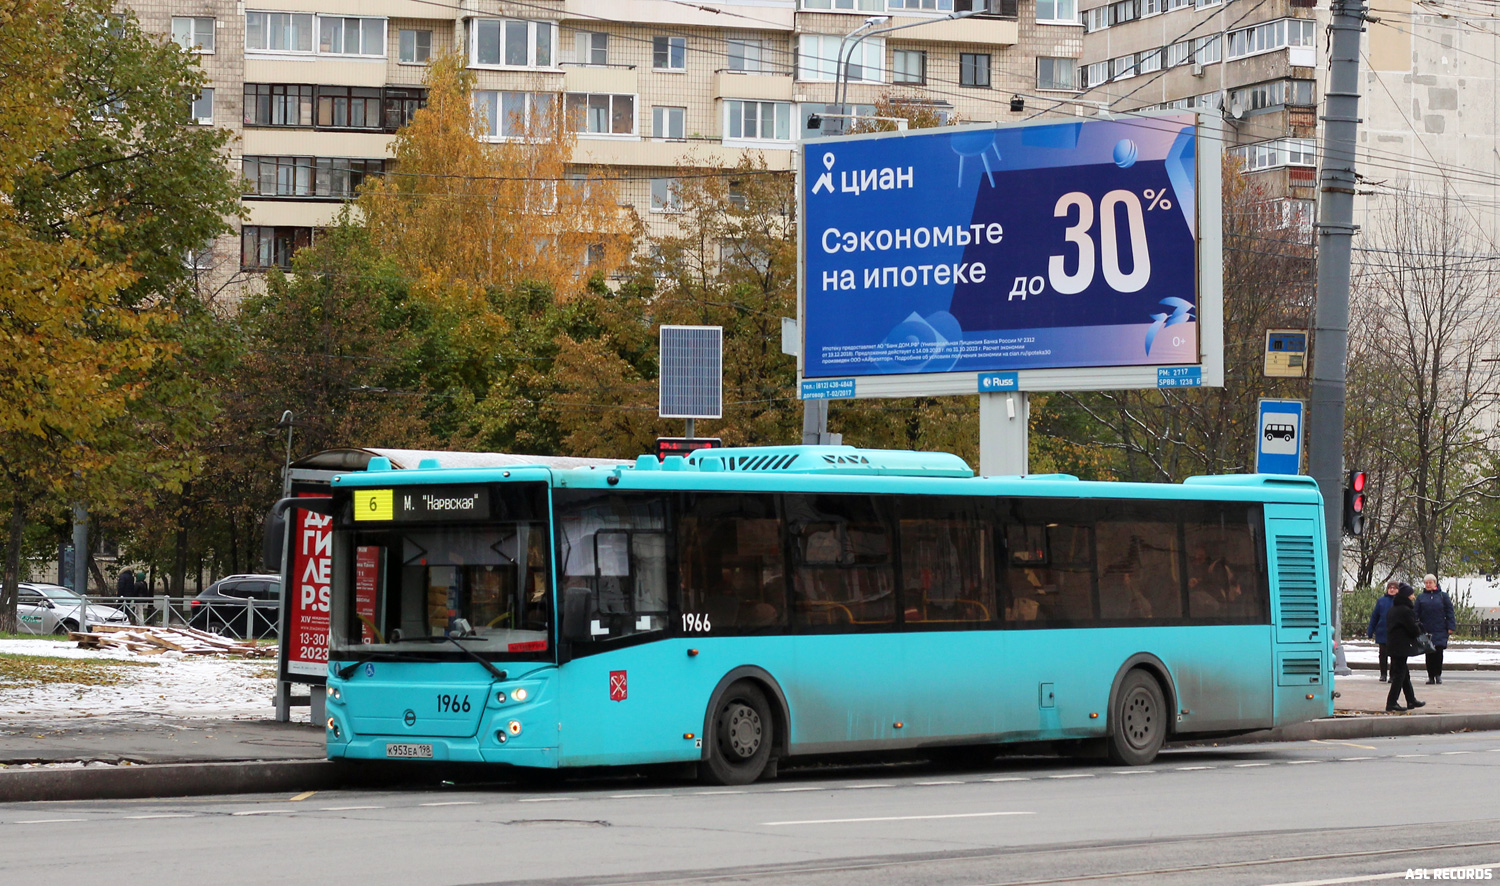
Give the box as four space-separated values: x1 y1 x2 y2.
1075 0 1319 237
121 0 1086 299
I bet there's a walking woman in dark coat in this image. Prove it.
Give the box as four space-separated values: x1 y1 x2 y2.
1366 580 1399 682
1414 573 1457 684
1384 583 1428 713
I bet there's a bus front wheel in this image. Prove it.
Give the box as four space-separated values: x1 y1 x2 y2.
1107 670 1166 766
701 681 773 785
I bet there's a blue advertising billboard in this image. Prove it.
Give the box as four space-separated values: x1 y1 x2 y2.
799 113 1217 394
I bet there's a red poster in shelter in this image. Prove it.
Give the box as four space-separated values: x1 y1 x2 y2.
286 494 332 676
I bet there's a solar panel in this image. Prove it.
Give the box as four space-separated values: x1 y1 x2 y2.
659 325 723 419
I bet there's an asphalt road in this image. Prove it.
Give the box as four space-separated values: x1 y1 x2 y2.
2 732 1497 886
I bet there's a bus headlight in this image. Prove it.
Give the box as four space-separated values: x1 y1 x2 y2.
512 688 528 702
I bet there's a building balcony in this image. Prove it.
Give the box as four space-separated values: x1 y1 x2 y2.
562 63 638 96
713 70 795 102
570 136 795 171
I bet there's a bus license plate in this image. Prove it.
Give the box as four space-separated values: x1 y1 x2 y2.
386 743 433 759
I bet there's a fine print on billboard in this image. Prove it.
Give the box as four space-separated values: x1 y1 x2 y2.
801 114 1201 381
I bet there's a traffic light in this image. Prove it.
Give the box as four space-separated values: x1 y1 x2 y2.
1343 470 1366 536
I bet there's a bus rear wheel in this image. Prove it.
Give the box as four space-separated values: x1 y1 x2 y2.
1107 670 1166 766
701 681 773 785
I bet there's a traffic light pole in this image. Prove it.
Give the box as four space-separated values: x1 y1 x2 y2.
1308 0 1366 675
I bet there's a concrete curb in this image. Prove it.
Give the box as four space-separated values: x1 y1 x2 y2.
0 760 351 804
1201 712 1500 745
5 714 1499 803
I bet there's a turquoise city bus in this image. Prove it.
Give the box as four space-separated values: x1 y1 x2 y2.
315 445 1332 784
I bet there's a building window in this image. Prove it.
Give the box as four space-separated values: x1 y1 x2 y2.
319 17 385 56
1137 49 1162 73
798 35 883 82
890 0 951 8
799 0 883 9
399 29 431 64
651 178 681 213
1228 78 1315 113
653 105 685 139
1227 18 1316 60
1142 0 1164 14
471 19 554 68
244 84 314 127
1113 54 1136 80
185 243 215 270
172 17 214 53
960 53 991 87
653 35 686 70
801 102 875 135
384 87 427 130
565 93 636 135
242 156 385 199
474 91 556 138
316 86 383 129
576 31 608 65
241 226 312 270
190 88 213 124
1233 137 1316 172
727 38 764 72
1109 0 1138 25
1036 57 1077 91
1036 0 1077 22
892 49 926 84
1194 35 1221 65
725 100 791 141
1084 6 1111 31
1166 40 1192 67
245 12 314 53
1085 61 1110 87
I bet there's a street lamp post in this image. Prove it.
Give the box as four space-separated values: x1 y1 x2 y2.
275 410 294 498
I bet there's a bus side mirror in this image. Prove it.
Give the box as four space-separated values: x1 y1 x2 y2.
263 506 288 572
562 587 595 642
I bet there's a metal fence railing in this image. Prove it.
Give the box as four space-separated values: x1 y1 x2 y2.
1343 620 1500 641
83 595 279 642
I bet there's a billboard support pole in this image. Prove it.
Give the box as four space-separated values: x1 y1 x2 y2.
979 391 1028 476
1308 0 1366 676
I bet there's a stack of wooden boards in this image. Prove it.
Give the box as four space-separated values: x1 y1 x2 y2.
69 624 274 657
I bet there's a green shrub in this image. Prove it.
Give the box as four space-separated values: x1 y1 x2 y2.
1341 585 1384 639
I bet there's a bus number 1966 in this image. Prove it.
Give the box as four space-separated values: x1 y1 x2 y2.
681 613 712 633
436 693 471 713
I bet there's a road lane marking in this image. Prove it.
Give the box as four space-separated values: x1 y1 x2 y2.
1176 766 1213 770
1286 760 1320 765
763 811 1034 826
1111 770 1154 775
1048 774 1095 779
1396 754 1429 758
916 780 964 785
320 806 384 811
1313 739 1378 750
16 819 86 824
694 790 745 795
1340 756 1374 761
983 777 1030 782
773 787 820 792
1234 763 1270 768
231 810 290 816
844 784 893 789
419 801 479 807
518 798 576 803
1441 751 1472 756
290 791 317 802
123 814 194 820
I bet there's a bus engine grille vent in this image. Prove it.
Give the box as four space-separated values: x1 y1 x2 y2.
1274 535 1320 631
1278 655 1322 686
725 453 801 472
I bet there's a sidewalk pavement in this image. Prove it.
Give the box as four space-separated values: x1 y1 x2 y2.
2 667 1497 803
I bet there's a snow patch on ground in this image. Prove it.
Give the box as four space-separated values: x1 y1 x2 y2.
0 639 283 720
1340 641 1500 666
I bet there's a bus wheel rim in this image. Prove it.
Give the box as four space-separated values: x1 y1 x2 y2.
723 702 762 759
1122 687 1156 749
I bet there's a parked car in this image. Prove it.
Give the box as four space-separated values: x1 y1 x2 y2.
15 583 132 635
187 574 282 638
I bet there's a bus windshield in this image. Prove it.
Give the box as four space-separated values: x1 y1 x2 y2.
332 519 552 658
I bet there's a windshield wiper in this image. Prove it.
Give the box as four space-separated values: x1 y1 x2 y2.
333 649 428 680
446 636 508 682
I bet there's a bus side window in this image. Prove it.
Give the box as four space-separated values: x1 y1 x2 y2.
676 494 787 633
556 493 669 643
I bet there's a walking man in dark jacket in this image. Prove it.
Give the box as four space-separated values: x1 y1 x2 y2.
1384 583 1428 713
1414 573 1458 684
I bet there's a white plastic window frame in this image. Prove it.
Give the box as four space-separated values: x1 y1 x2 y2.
469 19 557 70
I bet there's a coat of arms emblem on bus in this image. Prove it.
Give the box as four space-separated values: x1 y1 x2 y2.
609 671 628 702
